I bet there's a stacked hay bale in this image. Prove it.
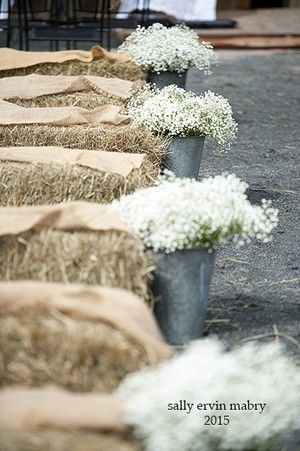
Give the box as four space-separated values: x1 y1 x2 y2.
0 75 165 167
0 72 165 173
0 68 161 299
0 53 165 451
0 73 163 240
0 46 146 80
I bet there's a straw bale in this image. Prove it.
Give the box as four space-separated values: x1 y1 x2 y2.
0 124 166 166
0 280 171 391
0 59 146 81
0 230 152 300
7 90 126 108
0 315 148 392
0 430 141 451
0 157 157 206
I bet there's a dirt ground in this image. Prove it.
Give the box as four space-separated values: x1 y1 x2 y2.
187 50 299 356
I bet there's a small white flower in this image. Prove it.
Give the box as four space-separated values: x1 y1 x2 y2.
117 339 300 451
128 85 238 150
118 23 217 74
111 173 278 253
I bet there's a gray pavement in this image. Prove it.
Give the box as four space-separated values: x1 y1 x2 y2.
187 51 300 353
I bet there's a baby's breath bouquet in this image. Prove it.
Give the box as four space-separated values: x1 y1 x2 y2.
118 339 300 451
118 23 216 75
128 85 238 150
111 172 278 253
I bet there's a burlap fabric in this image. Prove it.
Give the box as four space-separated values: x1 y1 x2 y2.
0 74 143 101
0 99 129 126
0 280 172 364
0 46 131 72
0 146 145 177
0 202 128 236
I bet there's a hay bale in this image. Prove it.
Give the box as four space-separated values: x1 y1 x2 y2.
0 203 153 299
0 124 165 166
0 59 146 81
0 147 158 206
7 90 126 108
0 230 150 299
0 315 148 392
0 430 141 451
0 281 171 391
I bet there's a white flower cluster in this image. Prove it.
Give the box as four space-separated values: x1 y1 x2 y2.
118 23 216 74
117 339 300 451
111 172 278 253
128 85 238 149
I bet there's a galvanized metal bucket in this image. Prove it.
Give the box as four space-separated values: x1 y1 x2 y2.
152 248 215 345
164 136 205 179
148 71 187 89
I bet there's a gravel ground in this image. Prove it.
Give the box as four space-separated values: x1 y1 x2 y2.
187 51 300 355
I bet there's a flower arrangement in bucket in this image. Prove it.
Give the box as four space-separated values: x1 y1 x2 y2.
128 85 238 178
118 339 300 451
112 172 278 344
118 23 217 89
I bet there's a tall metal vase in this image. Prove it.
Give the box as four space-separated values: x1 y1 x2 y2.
148 71 187 89
163 136 205 179
152 248 215 345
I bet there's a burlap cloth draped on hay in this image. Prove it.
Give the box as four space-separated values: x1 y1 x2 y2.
0 202 152 299
0 73 143 101
0 387 141 451
0 99 129 126
0 281 171 392
0 46 145 81
0 123 165 165
0 386 126 431
0 147 157 206
0 281 172 365
0 106 166 167
0 146 144 177
0 430 140 451
0 46 131 72
0 202 127 236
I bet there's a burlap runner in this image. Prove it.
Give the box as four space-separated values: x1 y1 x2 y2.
0 386 126 432
0 74 143 100
0 147 145 177
0 281 172 364
0 45 131 72
0 100 129 126
0 202 129 236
